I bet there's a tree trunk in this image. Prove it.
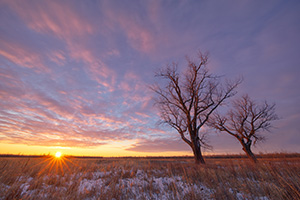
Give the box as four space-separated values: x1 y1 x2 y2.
241 141 257 163
192 139 205 164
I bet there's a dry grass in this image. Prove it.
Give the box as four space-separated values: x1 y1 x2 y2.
0 155 299 200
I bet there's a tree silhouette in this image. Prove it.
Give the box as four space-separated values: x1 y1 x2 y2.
209 94 278 163
152 52 241 164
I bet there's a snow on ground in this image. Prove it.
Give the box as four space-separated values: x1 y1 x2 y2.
1 169 214 199
1 168 271 200
76 168 215 199
228 188 269 200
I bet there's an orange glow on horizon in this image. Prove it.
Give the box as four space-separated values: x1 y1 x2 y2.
0 142 196 157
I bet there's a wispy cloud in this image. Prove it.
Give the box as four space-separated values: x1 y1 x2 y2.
4 0 117 89
126 138 190 152
0 39 49 72
6 0 94 38
100 1 161 54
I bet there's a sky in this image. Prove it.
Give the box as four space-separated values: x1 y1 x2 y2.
0 0 299 156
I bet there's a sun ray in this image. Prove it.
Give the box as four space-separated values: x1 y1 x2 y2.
34 153 77 176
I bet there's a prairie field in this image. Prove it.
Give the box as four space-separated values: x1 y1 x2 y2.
0 155 299 200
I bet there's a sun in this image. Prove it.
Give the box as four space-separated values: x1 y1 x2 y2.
55 152 62 158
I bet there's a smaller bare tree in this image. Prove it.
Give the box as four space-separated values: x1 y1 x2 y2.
209 94 278 163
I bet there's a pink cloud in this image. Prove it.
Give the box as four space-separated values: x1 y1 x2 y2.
125 24 155 53
118 71 142 92
102 2 156 53
0 100 133 148
67 42 117 91
135 112 150 119
6 1 94 39
0 39 48 72
4 0 116 90
0 69 143 147
126 138 190 152
48 50 66 66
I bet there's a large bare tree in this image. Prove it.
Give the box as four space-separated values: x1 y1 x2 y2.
209 94 278 163
152 53 241 164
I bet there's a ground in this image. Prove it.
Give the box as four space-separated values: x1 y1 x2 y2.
0 155 299 199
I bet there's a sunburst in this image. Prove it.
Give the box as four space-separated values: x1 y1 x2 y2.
35 152 77 176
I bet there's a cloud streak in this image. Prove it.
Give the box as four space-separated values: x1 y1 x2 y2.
0 0 299 154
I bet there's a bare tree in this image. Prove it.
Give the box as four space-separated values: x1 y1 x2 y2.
209 94 278 163
152 52 241 164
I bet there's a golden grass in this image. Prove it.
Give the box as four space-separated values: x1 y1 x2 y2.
0 155 299 200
